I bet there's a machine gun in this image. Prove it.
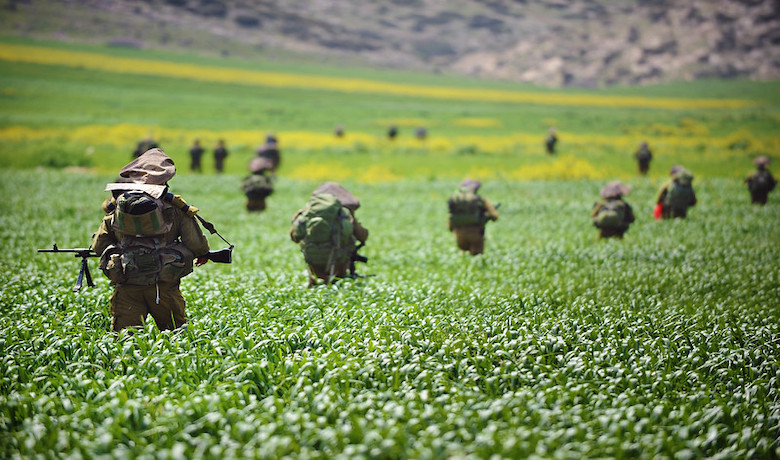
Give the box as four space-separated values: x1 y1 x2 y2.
349 241 368 277
37 244 99 292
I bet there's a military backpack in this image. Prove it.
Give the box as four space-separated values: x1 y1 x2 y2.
665 172 694 210
448 191 484 227
748 170 775 193
100 191 194 286
241 174 274 199
292 193 355 267
593 200 627 229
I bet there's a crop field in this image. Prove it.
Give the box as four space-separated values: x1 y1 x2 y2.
1 38 779 458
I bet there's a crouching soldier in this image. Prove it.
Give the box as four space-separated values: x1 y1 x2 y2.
448 178 499 255
241 157 274 212
290 182 368 286
92 148 210 332
591 181 635 239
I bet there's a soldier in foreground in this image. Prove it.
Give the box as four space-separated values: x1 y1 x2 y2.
591 181 635 239
91 148 210 331
241 157 274 212
290 182 369 286
448 178 499 255
634 141 652 175
655 165 697 219
745 155 776 205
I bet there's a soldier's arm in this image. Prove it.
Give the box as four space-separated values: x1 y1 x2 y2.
482 197 499 221
624 202 636 224
290 210 304 242
91 215 116 255
656 184 668 205
179 210 210 257
352 215 369 243
590 202 602 219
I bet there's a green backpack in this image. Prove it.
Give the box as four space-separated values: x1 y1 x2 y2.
593 200 626 229
748 170 775 193
242 174 274 199
292 193 355 266
448 191 484 227
665 172 694 210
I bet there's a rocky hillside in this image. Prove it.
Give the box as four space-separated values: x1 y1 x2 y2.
3 0 779 87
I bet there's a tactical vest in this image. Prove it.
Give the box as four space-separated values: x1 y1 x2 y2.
292 194 355 267
748 170 775 193
448 191 484 227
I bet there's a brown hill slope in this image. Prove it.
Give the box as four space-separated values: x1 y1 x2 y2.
3 0 778 87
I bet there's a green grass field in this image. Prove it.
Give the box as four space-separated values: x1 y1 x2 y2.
1 38 779 458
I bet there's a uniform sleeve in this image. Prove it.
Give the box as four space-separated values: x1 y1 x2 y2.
590 201 603 220
91 215 117 255
482 197 499 221
290 210 304 242
351 214 369 243
178 211 210 257
624 202 636 224
656 183 669 205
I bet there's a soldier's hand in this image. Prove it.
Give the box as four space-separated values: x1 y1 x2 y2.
196 257 209 266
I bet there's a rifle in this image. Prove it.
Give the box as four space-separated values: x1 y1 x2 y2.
37 244 98 292
349 241 368 277
195 214 234 264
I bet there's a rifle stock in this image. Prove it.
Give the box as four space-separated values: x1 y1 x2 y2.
206 246 233 264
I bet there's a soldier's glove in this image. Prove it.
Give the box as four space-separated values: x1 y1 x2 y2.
171 194 199 217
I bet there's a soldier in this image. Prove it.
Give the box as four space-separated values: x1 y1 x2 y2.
448 178 499 255
189 139 204 173
132 136 158 158
656 165 697 219
545 128 558 154
256 134 281 172
214 139 228 173
91 148 210 332
745 156 776 205
388 125 398 140
416 126 427 140
591 181 635 239
290 182 369 286
334 124 345 138
241 157 274 212
634 141 652 175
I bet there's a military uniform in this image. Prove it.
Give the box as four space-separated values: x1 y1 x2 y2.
448 179 499 255
634 142 652 175
256 137 281 172
745 157 776 205
214 140 228 173
290 182 369 286
92 149 209 331
656 171 697 219
591 199 635 239
189 141 204 172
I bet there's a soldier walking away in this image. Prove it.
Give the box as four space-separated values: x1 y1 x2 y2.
334 124 345 138
655 165 697 219
189 139 204 173
745 155 776 205
448 178 499 255
133 136 158 158
91 148 210 332
388 125 398 140
545 128 558 154
256 134 281 172
214 139 229 173
634 141 653 175
591 181 635 239
416 126 427 140
241 157 274 212
290 182 369 286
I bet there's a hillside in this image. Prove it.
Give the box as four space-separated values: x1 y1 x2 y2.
2 0 779 87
